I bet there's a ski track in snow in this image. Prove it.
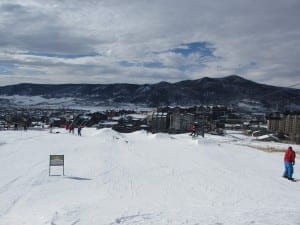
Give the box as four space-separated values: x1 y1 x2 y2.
0 128 299 225
111 213 156 225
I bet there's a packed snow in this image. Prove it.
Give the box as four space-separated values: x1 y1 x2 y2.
0 128 299 225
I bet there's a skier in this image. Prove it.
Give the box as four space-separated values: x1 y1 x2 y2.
283 146 296 181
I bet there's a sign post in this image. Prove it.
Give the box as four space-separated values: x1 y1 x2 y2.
49 155 64 176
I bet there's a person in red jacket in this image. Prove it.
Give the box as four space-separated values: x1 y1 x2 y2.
283 146 296 181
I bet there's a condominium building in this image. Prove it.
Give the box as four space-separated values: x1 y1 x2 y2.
267 114 300 144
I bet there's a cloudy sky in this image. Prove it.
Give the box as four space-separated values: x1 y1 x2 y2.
0 0 299 87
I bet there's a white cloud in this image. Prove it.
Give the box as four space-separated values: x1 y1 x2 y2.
0 0 299 87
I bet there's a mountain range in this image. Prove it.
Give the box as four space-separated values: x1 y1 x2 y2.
0 75 299 111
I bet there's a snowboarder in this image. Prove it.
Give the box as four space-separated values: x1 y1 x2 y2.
283 146 296 181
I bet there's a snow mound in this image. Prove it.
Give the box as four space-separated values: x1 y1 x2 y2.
88 128 117 137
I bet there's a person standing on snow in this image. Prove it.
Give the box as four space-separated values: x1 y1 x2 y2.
78 126 82 136
283 146 296 181
191 123 198 137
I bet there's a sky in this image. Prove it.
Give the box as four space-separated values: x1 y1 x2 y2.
0 0 299 87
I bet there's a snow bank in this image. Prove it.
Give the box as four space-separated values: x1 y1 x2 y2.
0 128 299 225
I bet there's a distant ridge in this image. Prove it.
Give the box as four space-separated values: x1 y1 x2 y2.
0 75 299 111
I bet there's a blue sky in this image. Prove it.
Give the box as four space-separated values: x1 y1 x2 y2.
170 42 215 57
0 0 299 87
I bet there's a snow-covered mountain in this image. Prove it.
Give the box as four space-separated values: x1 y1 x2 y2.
0 128 299 225
0 75 299 111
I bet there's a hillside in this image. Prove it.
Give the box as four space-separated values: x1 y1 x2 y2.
0 128 299 225
0 75 299 110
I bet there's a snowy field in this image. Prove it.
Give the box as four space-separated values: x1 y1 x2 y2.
0 128 299 225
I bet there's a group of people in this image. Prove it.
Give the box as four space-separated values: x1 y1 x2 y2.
66 124 83 136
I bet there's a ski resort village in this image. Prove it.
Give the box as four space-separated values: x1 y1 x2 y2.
1 105 300 143
0 104 300 225
1 0 300 223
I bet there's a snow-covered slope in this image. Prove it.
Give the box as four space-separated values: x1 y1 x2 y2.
0 95 77 107
0 129 299 225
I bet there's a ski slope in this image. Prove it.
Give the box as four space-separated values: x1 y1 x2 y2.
0 128 299 225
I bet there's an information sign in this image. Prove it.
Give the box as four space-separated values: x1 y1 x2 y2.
49 155 64 176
